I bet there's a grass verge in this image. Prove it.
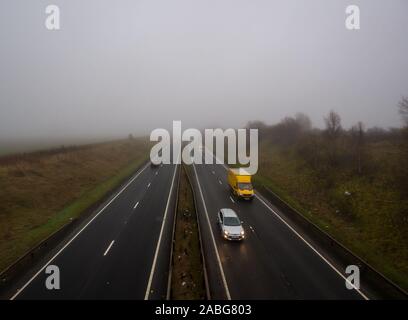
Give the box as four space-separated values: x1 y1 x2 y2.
0 138 150 272
254 143 408 291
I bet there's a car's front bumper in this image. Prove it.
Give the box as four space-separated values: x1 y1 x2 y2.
238 194 254 200
223 234 245 241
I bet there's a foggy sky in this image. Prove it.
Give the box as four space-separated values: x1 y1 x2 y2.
1 0 407 142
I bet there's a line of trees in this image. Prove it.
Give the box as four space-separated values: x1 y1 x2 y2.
248 96 408 196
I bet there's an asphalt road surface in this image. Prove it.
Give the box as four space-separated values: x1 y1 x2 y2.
6 155 372 300
10 162 179 300
191 161 368 300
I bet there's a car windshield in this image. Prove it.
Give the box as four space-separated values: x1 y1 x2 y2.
238 183 253 190
223 216 241 226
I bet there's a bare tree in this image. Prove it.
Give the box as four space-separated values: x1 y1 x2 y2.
323 111 342 166
351 121 365 174
246 120 267 130
397 97 408 199
295 112 312 132
398 96 408 127
324 110 342 140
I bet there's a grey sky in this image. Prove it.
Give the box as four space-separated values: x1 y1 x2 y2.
0 0 407 142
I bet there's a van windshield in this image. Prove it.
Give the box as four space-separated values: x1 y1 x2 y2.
224 216 241 226
238 183 253 191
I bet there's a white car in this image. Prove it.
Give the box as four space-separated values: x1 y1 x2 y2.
217 208 245 241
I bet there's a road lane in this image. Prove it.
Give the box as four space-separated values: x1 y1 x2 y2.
192 162 366 299
12 163 178 300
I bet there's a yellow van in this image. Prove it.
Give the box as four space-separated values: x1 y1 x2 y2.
228 168 254 200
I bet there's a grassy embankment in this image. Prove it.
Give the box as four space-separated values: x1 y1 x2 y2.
255 141 408 291
171 166 205 299
0 138 150 272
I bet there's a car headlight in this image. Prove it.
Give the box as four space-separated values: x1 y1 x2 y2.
240 230 245 235
224 230 229 235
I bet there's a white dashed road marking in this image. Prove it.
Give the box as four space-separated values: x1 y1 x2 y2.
103 240 115 256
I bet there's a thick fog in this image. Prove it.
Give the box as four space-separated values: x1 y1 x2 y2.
1 0 407 144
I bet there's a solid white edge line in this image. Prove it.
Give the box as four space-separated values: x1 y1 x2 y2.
204 145 369 300
193 164 231 300
144 163 178 300
10 162 150 300
103 240 115 256
255 193 369 300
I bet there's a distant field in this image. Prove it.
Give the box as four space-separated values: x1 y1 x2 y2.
255 142 408 291
0 138 150 272
0 137 117 157
0 141 62 157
